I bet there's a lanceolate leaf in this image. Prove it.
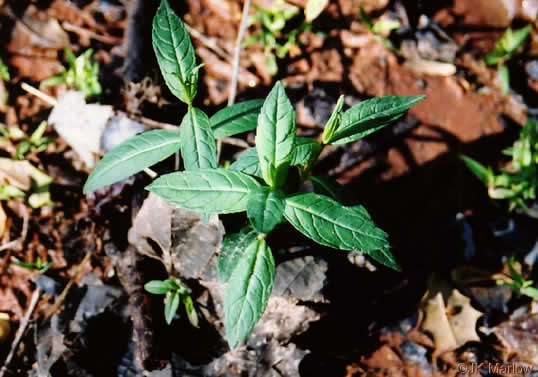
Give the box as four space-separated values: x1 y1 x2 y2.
284 193 399 270
144 280 176 295
225 238 275 348
291 137 322 167
146 168 261 213
164 291 180 325
329 96 425 145
460 155 492 185
84 130 181 193
305 0 329 23
152 0 198 104
256 81 296 187
247 187 285 233
218 227 258 282
229 148 262 178
180 107 217 170
211 99 264 139
321 94 345 144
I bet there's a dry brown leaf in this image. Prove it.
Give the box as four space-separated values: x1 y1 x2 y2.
422 288 483 353
422 292 457 351
446 290 483 346
492 314 538 365
0 312 10 343
0 158 53 190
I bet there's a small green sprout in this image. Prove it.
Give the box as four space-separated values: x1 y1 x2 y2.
15 257 53 274
485 24 531 94
498 256 538 300
0 58 10 82
461 119 538 212
144 279 199 326
359 8 400 52
84 0 424 348
245 0 313 76
14 121 55 160
41 48 101 99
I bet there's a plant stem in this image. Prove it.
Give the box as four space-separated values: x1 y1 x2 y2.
228 0 251 106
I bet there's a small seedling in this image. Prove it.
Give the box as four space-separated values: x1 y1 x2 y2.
41 48 101 99
144 279 199 326
13 121 55 160
245 0 314 76
84 0 424 348
497 256 538 300
15 257 53 274
485 24 531 94
461 119 538 212
360 8 400 52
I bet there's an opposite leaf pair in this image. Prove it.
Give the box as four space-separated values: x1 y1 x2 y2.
84 0 425 349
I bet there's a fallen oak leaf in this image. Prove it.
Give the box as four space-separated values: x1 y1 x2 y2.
421 287 483 354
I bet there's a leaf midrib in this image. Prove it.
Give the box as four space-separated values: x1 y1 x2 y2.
286 198 386 242
95 137 179 178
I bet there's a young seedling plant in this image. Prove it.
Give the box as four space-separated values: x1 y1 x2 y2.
461 118 538 212
144 279 199 326
83 0 424 348
485 24 532 94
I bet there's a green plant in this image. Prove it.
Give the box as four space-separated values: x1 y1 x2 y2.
497 256 538 299
144 279 199 326
15 256 53 274
461 119 538 212
0 58 9 82
41 48 101 99
11 121 55 160
245 0 312 76
485 24 531 94
359 8 400 52
83 0 424 348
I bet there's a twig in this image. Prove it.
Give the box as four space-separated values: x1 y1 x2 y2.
228 0 251 106
127 113 177 131
0 240 18 252
20 83 57 107
45 251 92 319
143 168 157 179
221 137 251 149
62 21 121 45
184 24 232 62
0 288 42 377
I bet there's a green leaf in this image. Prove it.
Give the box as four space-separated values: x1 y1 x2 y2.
180 107 217 170
497 65 510 94
328 96 425 145
211 99 264 139
83 130 181 193
146 168 261 213
256 81 296 187
291 137 322 167
183 295 199 327
225 238 275 348
144 280 176 295
486 25 531 66
218 227 258 283
229 148 262 178
283 193 399 270
460 155 492 185
247 187 285 233
321 95 344 144
164 291 181 325
152 0 198 104
304 0 328 23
